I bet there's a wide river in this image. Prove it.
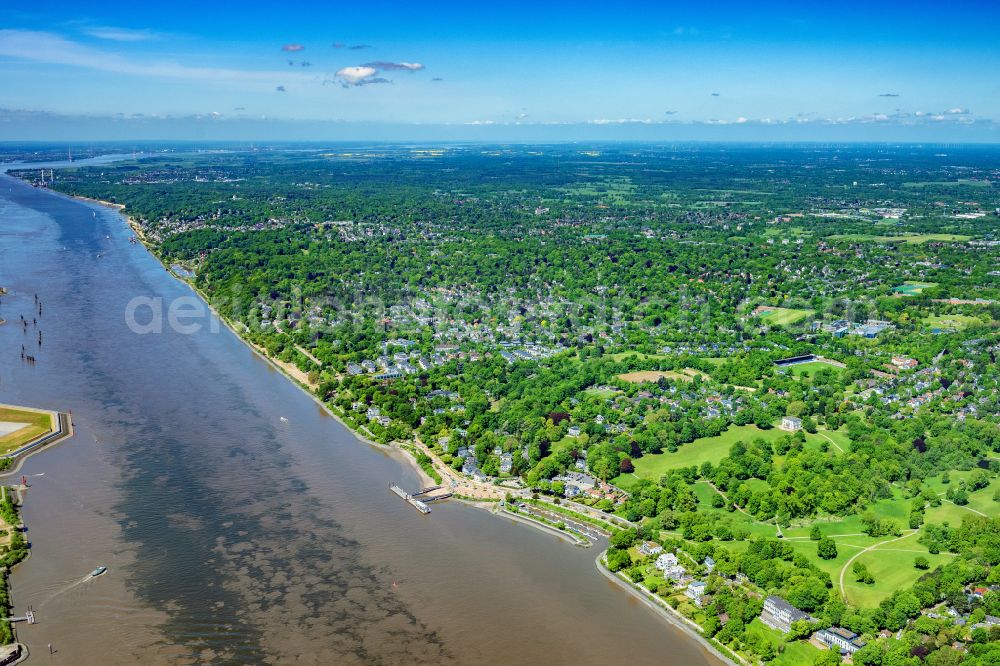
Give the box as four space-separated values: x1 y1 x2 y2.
0 163 720 665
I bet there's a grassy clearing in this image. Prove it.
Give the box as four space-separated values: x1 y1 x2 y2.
753 306 815 326
617 367 708 384
618 370 690 383
0 405 55 454
584 387 620 398
607 351 671 362
924 313 985 331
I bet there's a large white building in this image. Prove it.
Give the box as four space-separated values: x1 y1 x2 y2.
816 627 866 655
760 596 811 633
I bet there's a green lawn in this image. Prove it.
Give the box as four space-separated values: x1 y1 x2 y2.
966 478 1000 517
815 428 852 453
614 425 826 484
745 618 825 665
844 537 954 607
921 470 981 495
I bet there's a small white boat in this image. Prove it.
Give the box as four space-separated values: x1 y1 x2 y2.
279 416 288 422
90 566 107 577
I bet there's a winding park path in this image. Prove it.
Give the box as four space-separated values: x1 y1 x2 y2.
838 530 918 600
815 429 846 454
936 494 988 517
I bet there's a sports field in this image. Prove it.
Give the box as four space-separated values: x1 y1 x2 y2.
893 281 936 295
785 360 845 378
753 306 814 326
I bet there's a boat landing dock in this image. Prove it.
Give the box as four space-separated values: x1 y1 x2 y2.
389 483 432 514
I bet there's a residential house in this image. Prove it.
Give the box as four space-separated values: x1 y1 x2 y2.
655 552 679 570
686 581 707 606
638 541 663 557
704 555 715 573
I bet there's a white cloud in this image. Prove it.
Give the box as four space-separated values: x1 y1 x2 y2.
0 30 311 90
587 118 652 125
82 26 162 42
334 65 391 87
362 61 425 72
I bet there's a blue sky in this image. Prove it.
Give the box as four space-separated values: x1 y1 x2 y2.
1 1 998 140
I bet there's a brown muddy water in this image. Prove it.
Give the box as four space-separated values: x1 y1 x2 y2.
0 165 721 665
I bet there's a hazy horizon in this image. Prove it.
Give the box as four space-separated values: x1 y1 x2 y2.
2 1 998 142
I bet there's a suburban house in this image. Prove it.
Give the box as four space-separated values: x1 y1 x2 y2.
891 355 919 370
780 416 803 432
638 541 663 557
704 555 715 573
567 425 582 437
499 452 513 474
685 581 707 606
816 627 866 655
761 595 811 633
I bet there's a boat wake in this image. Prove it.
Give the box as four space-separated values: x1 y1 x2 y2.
37 572 105 607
